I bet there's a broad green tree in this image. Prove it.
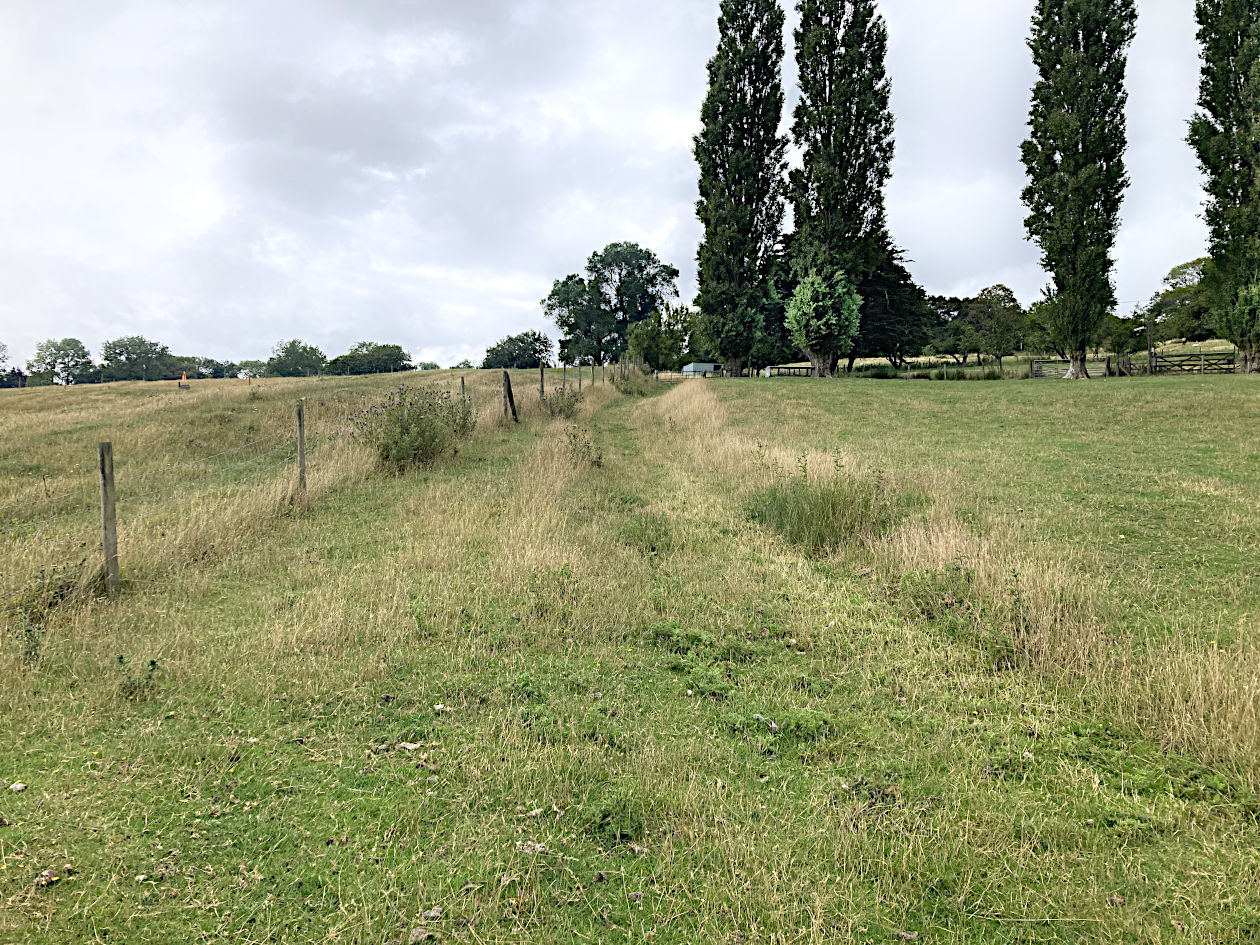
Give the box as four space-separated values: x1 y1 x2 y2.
29 338 93 385
628 305 694 372
481 331 552 370
969 285 1025 372
1021 0 1137 378
101 335 171 381
1189 0 1260 370
1145 258 1214 343
326 342 412 375
266 339 326 377
789 0 894 286
848 249 931 370
543 243 679 364
695 0 788 377
786 269 862 376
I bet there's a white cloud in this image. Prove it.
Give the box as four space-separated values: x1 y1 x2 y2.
0 0 1209 368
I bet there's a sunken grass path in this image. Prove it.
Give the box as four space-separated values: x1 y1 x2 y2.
1 374 1258 943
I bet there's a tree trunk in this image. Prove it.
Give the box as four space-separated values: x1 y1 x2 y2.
726 357 744 378
1239 347 1258 373
806 350 835 377
1065 351 1090 379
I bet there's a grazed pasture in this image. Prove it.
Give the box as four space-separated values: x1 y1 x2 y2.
1 373 1257 944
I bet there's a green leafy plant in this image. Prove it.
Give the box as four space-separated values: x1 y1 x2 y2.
349 385 475 472
116 656 160 701
565 426 603 468
542 386 582 419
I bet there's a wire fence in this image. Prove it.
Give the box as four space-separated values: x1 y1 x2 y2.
0 401 353 596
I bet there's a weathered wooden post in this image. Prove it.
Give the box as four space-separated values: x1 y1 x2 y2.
460 375 466 400
578 363 583 392
539 364 545 398
97 442 119 598
502 370 518 423
296 400 307 498
562 363 567 389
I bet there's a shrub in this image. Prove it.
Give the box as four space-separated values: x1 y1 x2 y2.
349 385 475 472
542 386 582 419
613 371 655 397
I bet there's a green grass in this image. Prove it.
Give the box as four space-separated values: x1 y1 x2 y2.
1 373 1258 943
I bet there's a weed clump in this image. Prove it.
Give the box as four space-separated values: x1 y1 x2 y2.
542 387 582 419
613 371 655 397
349 385 475 472
617 512 673 557
579 779 646 847
116 655 160 701
5 563 85 663
565 426 603 468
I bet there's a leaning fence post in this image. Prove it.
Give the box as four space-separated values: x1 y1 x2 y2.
502 370 519 423
296 400 307 498
97 442 119 598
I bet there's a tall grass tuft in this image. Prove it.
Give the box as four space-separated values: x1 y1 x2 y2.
747 463 910 555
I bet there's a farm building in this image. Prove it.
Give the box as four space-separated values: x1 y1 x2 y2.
682 362 722 376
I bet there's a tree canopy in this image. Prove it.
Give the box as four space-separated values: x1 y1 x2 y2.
1189 0 1260 369
28 338 93 385
790 0 894 285
266 339 326 377
481 331 552 370
326 342 412 376
1021 0 1137 378
543 243 679 365
101 335 171 382
695 0 788 375
786 269 862 376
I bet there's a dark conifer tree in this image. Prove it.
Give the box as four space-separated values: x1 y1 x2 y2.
789 0 894 286
1188 0 1260 371
1020 0 1137 378
695 0 788 377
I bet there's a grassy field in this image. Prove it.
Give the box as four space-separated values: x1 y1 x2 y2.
1 371 1258 944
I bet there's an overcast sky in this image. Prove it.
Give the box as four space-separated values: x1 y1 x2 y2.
0 0 1208 368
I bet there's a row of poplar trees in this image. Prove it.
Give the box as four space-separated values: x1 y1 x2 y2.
695 0 1260 378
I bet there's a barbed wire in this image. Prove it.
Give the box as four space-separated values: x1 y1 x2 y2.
117 442 295 506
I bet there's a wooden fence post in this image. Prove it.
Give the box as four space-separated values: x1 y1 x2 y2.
460 376 466 400
502 370 519 422
578 363 583 392
97 442 119 598
540 364 545 398
296 400 307 498
562 364 567 389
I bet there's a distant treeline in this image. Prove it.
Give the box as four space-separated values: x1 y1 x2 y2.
0 337 442 388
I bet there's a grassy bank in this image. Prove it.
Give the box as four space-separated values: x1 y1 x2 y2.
1 373 1257 943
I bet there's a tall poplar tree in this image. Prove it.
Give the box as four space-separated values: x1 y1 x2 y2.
695 0 788 377
790 0 892 283
1021 0 1137 379
789 0 894 374
1188 0 1260 371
